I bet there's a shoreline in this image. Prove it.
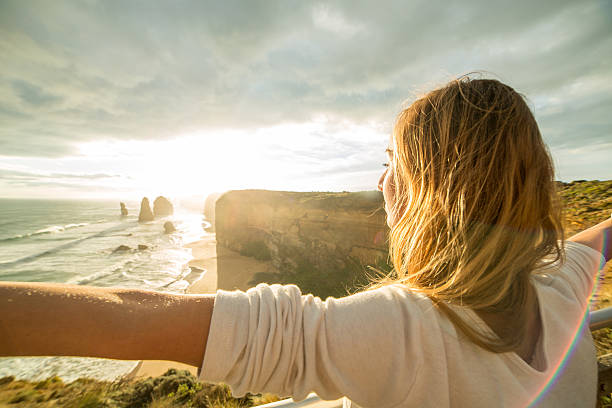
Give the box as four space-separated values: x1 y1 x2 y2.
123 233 218 380
123 225 275 381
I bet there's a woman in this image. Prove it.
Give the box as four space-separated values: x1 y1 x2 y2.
0 76 609 407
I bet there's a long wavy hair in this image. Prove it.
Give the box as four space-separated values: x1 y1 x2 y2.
371 75 564 353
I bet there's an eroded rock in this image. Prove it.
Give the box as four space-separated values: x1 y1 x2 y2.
215 190 389 297
113 245 131 253
120 202 128 217
138 198 154 222
153 196 174 217
163 221 176 234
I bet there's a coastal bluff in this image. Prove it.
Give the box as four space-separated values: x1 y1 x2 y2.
213 190 389 298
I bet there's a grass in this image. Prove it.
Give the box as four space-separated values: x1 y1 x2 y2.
0 369 280 408
557 181 612 407
216 190 384 213
560 181 612 358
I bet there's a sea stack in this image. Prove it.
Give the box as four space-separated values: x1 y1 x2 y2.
113 245 131 253
120 202 128 217
153 196 174 217
138 197 154 222
163 221 176 234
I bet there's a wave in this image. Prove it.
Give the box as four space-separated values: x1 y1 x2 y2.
0 223 135 268
68 265 125 286
159 267 206 292
0 223 90 243
0 220 18 229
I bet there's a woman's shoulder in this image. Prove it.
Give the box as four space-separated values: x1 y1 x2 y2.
335 283 432 309
532 240 605 302
332 284 444 331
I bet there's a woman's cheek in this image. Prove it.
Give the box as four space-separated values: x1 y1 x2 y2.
383 171 398 227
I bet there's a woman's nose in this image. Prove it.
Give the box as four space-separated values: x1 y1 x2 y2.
377 169 386 192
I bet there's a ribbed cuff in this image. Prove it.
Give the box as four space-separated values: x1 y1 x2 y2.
198 288 247 383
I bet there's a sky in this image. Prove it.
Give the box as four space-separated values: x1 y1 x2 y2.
0 0 610 200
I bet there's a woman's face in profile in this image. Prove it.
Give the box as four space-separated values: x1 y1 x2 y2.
378 148 397 228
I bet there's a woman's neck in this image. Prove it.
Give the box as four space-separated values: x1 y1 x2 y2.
475 289 542 364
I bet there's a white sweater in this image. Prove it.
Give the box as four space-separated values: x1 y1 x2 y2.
199 242 605 407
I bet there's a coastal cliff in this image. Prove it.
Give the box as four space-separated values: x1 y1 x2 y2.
214 190 389 298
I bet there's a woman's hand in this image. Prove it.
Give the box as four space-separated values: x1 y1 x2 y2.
0 281 214 367
568 214 612 263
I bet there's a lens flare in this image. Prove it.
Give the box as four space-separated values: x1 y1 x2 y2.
527 238 608 407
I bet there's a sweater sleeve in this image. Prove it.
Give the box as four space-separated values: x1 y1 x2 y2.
560 241 606 303
198 283 423 407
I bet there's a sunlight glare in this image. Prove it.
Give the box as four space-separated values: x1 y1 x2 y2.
74 119 387 199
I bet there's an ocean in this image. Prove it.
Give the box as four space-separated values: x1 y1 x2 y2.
0 198 209 382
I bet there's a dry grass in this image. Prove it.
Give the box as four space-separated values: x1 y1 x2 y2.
557 181 612 356
0 369 280 408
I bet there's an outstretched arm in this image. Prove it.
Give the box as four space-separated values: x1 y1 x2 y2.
567 215 612 263
0 281 214 367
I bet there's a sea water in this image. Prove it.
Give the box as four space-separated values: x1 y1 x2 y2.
0 198 209 382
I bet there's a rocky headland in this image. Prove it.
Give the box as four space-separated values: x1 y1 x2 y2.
203 192 221 231
214 189 389 298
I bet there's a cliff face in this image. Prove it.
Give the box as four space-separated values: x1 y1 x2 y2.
215 190 389 296
204 192 222 230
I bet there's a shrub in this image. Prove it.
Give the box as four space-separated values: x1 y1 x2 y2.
240 240 272 261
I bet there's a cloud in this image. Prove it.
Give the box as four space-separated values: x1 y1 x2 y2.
10 80 63 106
0 166 126 198
0 0 609 188
0 168 121 181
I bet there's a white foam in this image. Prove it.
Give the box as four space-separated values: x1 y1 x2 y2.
34 223 89 235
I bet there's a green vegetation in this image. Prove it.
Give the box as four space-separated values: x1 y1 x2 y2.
558 180 612 236
558 181 612 408
250 255 391 300
0 369 279 408
562 181 612 358
294 190 383 212
218 190 384 213
239 241 272 261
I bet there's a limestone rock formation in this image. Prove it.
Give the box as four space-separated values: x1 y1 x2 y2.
163 221 176 234
204 192 222 230
153 196 174 217
215 190 389 296
138 197 154 222
120 202 128 217
113 245 131 253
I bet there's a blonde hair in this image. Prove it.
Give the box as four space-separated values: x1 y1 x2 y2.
372 75 564 353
